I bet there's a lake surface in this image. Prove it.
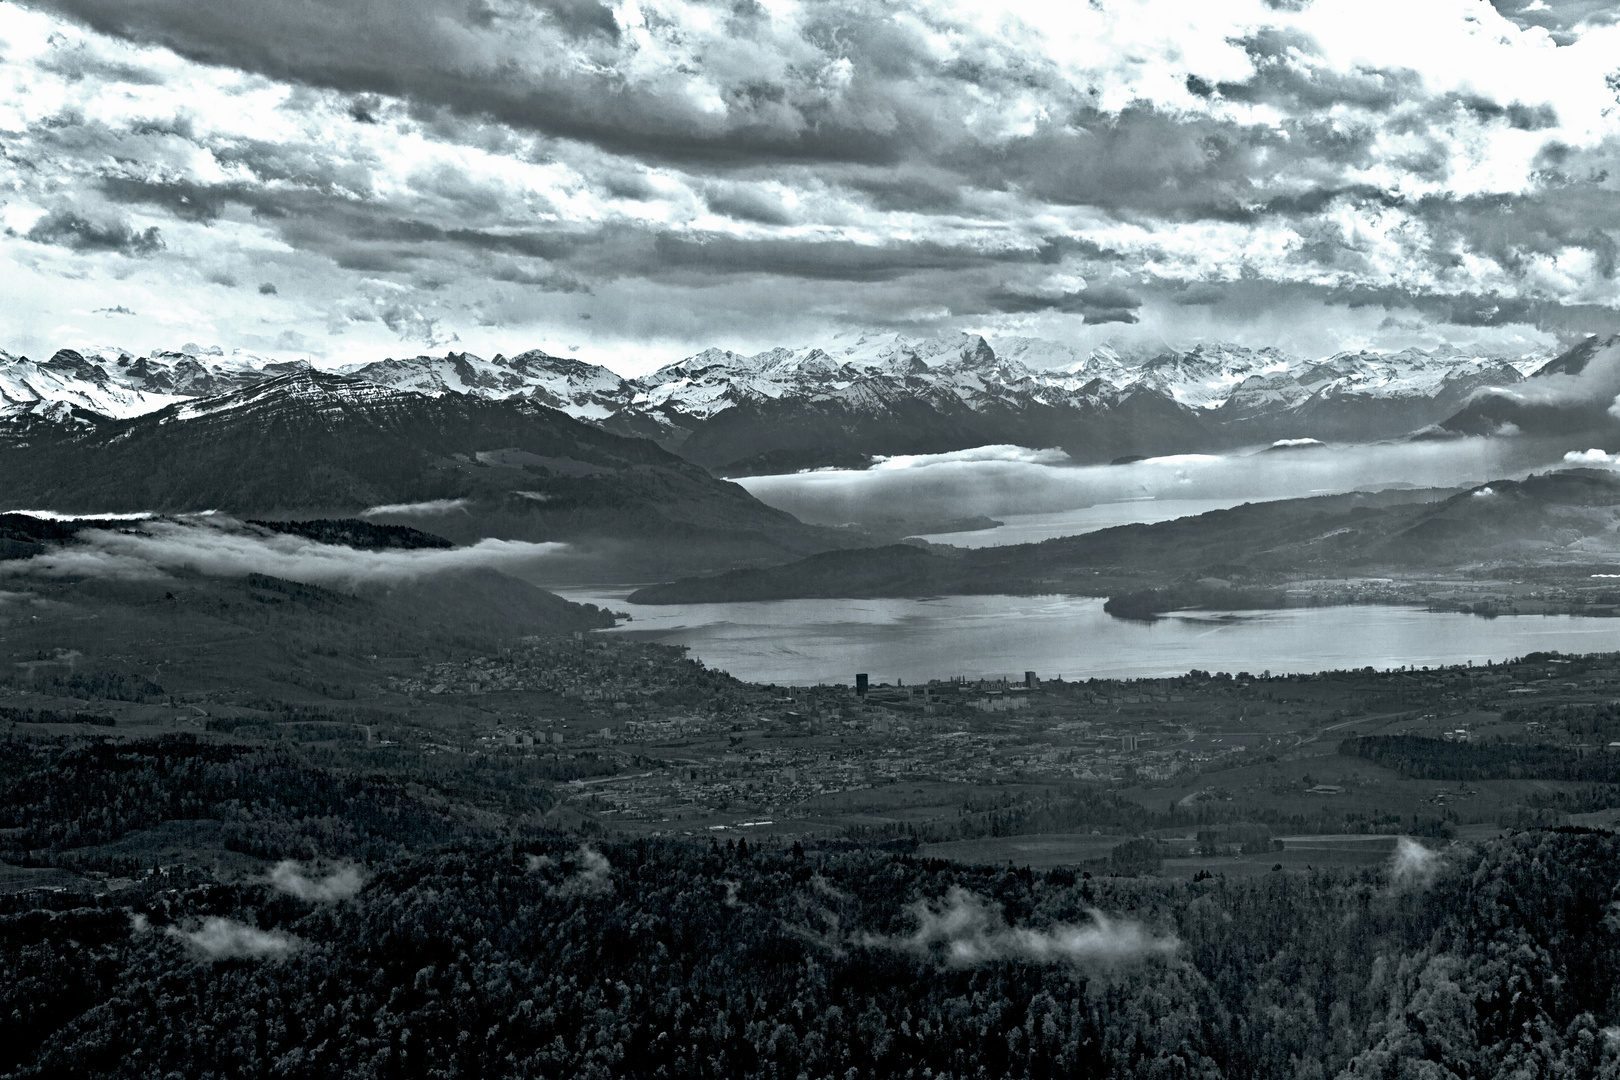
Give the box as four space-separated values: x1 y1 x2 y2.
552 590 1620 685
910 498 1274 547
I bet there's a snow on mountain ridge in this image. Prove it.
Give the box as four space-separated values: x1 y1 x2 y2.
0 334 1551 437
632 333 1006 419
0 349 188 420
995 336 1539 413
340 349 635 420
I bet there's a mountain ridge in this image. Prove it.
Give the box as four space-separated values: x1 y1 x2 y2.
0 332 1555 475
627 468 1620 605
0 370 853 581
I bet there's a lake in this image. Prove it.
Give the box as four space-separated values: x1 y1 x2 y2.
909 497 1273 547
550 590 1620 685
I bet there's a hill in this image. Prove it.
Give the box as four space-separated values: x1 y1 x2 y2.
630 470 1620 604
0 372 848 580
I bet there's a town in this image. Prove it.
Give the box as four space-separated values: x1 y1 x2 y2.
357 634 1620 844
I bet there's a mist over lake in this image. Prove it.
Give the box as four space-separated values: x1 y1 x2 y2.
735 437 1566 527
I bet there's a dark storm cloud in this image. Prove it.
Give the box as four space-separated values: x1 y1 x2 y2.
701 182 797 226
1151 275 1620 338
967 104 1381 222
1220 28 1420 113
95 168 597 269
100 177 234 222
989 283 1142 324
841 166 965 213
488 262 593 293
1406 187 1620 280
1322 283 1620 334
23 0 928 167
23 207 164 255
1489 0 1620 44
981 108 1277 216
516 0 621 41
648 234 1027 282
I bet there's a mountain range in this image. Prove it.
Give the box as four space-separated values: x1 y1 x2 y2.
0 370 847 581
1 333 1552 476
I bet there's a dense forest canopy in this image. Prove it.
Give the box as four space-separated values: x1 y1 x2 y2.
6 814 1620 1077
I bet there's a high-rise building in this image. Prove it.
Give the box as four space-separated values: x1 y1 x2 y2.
856 673 869 696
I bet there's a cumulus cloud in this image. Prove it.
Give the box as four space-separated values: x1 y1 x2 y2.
267 860 365 902
164 916 299 961
5 0 1620 362
1564 448 1620 465
25 207 164 256
1490 0 1620 45
1390 837 1445 890
0 517 566 588
882 887 1175 968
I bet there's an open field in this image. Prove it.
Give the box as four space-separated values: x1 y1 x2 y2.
920 832 1128 867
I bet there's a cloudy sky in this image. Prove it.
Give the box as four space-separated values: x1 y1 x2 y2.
3 0 1620 374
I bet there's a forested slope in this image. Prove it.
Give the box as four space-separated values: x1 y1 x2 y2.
6 827 1620 1078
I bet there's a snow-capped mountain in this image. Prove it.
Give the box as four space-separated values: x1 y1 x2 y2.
0 344 636 426
0 349 184 421
1218 347 1526 419
995 337 1536 414
0 344 308 424
632 332 1004 420
341 350 636 420
0 331 1554 473
618 331 1545 470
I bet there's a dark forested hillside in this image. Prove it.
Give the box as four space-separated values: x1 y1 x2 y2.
6 828 1620 1079
1342 733 1620 782
0 373 850 579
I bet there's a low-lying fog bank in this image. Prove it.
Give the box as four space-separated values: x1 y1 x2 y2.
736 437 1561 527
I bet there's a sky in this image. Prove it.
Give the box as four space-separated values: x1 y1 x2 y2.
3 0 1620 376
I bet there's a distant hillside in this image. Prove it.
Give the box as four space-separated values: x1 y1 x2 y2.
0 372 850 580
1435 335 1620 440
246 519 454 550
631 471 1620 603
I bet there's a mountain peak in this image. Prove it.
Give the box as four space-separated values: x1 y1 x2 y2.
162 369 401 424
